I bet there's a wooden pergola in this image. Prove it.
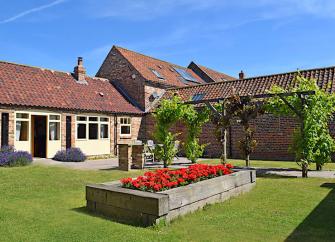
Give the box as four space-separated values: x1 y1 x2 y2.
184 90 315 162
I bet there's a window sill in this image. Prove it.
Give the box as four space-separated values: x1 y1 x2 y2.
120 135 132 139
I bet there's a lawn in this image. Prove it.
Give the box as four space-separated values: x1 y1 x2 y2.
200 159 335 170
0 164 335 242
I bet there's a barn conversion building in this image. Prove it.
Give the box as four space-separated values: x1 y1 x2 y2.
1 45 334 160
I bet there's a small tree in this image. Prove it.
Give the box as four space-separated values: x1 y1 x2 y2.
267 74 335 177
153 95 185 168
211 95 264 166
228 95 264 167
211 101 239 164
182 105 209 163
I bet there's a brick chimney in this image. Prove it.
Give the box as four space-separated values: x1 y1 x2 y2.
239 70 245 80
74 57 86 83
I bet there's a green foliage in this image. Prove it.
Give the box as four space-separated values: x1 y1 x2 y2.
229 95 264 166
153 95 185 167
182 105 209 163
154 95 210 166
267 74 335 170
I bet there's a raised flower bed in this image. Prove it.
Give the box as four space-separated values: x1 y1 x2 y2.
86 164 256 226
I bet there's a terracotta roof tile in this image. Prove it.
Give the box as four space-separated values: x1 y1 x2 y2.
195 63 235 82
166 66 335 102
0 61 142 114
115 46 206 87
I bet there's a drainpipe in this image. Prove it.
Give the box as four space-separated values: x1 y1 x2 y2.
114 115 118 156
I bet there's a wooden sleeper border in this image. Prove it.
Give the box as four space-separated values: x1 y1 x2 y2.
86 170 256 226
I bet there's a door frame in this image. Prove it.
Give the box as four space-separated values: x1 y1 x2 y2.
31 115 48 158
1 113 9 147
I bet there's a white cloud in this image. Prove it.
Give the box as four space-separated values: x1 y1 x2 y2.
0 0 67 24
83 0 335 20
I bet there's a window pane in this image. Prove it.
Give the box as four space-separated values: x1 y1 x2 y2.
100 124 109 139
121 117 130 124
49 122 60 140
89 123 98 140
49 115 60 121
16 121 29 141
77 123 86 139
89 117 98 122
100 117 109 122
121 126 131 135
77 116 87 121
16 113 29 119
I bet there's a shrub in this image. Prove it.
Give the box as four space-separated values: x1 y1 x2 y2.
121 163 234 192
53 148 86 162
0 146 32 167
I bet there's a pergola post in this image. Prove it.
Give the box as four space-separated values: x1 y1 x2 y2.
279 93 309 178
221 102 227 163
205 101 227 164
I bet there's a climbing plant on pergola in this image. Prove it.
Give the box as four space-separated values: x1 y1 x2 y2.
185 89 315 176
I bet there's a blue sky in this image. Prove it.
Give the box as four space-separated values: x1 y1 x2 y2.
1 0 335 77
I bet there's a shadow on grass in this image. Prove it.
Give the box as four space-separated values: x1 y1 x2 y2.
285 183 335 242
71 206 151 228
257 174 298 179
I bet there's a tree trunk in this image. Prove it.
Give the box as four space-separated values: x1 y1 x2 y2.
302 162 308 178
316 163 322 171
163 160 168 168
220 103 227 164
246 154 250 167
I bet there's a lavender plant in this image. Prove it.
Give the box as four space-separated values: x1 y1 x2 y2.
53 148 86 162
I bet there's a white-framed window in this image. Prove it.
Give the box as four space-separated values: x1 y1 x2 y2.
120 117 131 137
76 115 110 140
89 117 99 140
100 117 109 139
76 116 87 140
16 113 29 141
49 114 60 141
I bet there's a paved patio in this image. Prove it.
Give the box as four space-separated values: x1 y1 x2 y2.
33 158 119 170
33 157 193 171
33 158 335 178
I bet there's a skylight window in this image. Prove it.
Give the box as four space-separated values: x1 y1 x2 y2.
174 67 199 83
149 68 165 80
192 93 205 101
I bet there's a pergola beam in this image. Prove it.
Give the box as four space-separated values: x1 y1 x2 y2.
205 101 222 118
184 90 315 105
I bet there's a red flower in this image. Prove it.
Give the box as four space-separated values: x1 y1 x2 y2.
120 163 234 192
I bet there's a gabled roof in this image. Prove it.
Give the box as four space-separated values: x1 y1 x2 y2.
188 62 235 82
114 46 206 87
165 66 335 102
0 61 142 114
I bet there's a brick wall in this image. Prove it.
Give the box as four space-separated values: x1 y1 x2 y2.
142 112 301 161
61 113 76 150
96 47 168 112
96 47 146 110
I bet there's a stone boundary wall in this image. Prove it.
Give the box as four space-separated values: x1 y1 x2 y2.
86 170 256 226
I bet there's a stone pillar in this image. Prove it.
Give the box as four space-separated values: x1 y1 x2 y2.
118 144 132 171
132 144 145 169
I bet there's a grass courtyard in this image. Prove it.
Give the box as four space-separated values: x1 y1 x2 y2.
200 159 335 170
0 163 335 242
